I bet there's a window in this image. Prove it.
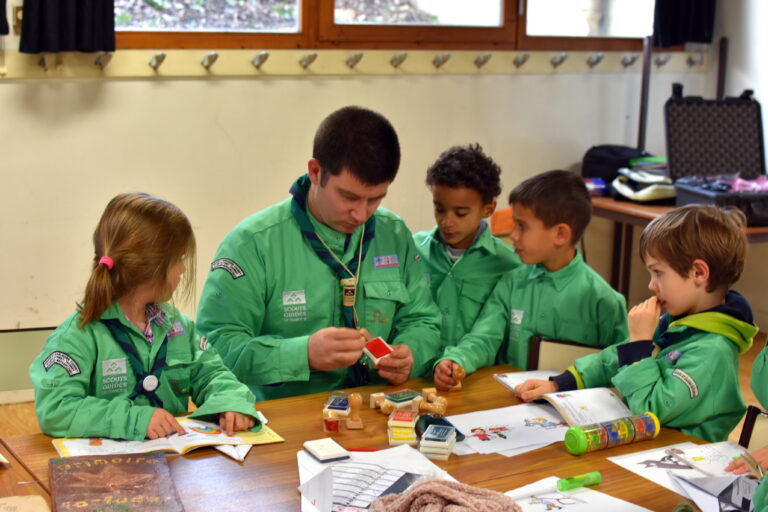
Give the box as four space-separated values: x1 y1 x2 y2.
333 0 503 28
526 0 654 38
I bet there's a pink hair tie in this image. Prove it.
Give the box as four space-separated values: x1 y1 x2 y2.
98 256 114 270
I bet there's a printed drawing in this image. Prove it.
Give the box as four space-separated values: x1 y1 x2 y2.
637 449 693 470
526 494 586 510
524 417 568 429
470 426 509 441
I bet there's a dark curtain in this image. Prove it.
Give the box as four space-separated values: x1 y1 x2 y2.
1 0 9 36
653 0 716 47
20 0 115 53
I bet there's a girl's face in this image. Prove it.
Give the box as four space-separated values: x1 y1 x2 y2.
154 259 186 302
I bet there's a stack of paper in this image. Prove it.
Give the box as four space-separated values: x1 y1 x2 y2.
419 424 456 461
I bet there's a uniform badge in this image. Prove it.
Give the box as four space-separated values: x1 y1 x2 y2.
200 336 208 351
43 351 81 377
373 254 400 268
211 258 245 279
510 309 525 325
672 369 699 398
102 358 127 376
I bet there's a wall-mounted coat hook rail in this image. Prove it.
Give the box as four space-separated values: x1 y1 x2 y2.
474 52 492 69
433 53 451 69
252 51 269 70
586 53 604 68
513 53 530 68
94 52 112 70
148 52 166 70
299 52 318 69
201 52 219 70
550 52 568 68
390 52 408 69
686 54 704 68
654 54 671 68
621 54 639 68
346 52 363 69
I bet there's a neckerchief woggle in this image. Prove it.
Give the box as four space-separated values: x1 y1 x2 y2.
289 174 376 386
102 318 168 408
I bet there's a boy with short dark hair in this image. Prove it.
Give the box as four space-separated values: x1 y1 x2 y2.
414 144 520 352
517 205 758 442
434 170 627 390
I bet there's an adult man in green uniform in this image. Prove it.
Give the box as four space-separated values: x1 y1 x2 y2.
197 106 441 401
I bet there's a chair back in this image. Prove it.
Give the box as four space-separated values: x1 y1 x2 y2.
739 405 768 450
528 335 602 371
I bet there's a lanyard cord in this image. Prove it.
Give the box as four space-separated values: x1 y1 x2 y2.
313 225 364 327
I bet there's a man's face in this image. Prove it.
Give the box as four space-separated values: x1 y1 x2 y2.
307 161 390 234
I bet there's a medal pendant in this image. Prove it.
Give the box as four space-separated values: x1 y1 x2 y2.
341 277 357 307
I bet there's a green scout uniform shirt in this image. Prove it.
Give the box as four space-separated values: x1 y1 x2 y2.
569 312 756 442
196 197 442 401
413 224 520 350
30 302 258 441
751 338 768 509
440 251 628 372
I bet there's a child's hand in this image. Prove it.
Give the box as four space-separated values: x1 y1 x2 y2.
515 379 558 402
376 345 413 386
433 360 459 391
218 412 256 436
147 409 186 439
628 296 662 341
725 445 768 475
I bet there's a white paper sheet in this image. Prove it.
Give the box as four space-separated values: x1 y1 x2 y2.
493 370 559 393
506 476 652 511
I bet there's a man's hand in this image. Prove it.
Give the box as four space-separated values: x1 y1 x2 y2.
433 359 460 391
218 412 256 436
515 379 558 402
376 344 413 385
146 409 186 440
725 445 768 475
628 296 662 341
308 327 366 371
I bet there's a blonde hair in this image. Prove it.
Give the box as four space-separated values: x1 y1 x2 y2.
639 205 747 293
78 193 196 327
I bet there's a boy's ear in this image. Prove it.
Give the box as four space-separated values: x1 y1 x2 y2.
307 159 321 185
691 258 711 286
553 223 573 247
482 199 497 218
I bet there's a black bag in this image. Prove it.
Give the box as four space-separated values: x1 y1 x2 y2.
581 145 649 183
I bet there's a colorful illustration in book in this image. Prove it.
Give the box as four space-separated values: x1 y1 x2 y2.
524 417 568 429
470 426 509 441
527 494 586 510
186 423 224 435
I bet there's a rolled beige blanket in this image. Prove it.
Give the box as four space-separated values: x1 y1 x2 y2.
370 479 522 512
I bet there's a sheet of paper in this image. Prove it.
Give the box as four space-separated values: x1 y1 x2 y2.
542 387 631 426
499 442 552 458
0 495 51 512
447 403 567 454
506 476 652 511
607 441 746 495
214 444 252 461
667 472 725 512
0 452 8 464
493 370 558 393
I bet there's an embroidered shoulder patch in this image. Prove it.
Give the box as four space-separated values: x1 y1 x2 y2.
666 350 682 363
168 321 185 339
510 309 525 325
672 369 699 398
199 336 208 351
211 258 245 279
43 351 81 377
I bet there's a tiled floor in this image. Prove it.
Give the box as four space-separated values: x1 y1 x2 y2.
1 334 765 440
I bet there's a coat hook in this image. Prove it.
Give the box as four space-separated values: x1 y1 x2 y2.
201 52 219 70
95 52 112 70
346 52 363 69
621 55 639 68
654 54 671 68
433 52 451 69
299 52 318 69
686 54 704 68
586 53 604 68
390 52 408 69
474 52 492 69
149 51 166 71
513 53 530 68
252 51 269 70
550 52 568 68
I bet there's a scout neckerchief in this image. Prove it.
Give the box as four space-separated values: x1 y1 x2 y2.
102 316 168 408
289 173 376 386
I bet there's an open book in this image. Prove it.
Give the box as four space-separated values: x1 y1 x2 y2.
540 387 631 426
493 370 558 393
52 417 284 460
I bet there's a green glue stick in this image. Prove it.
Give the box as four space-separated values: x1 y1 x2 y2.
556 471 602 492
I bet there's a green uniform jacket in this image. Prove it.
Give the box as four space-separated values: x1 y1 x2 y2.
196 198 441 401
439 251 628 372
30 303 258 441
751 338 768 509
413 225 520 350
569 310 756 442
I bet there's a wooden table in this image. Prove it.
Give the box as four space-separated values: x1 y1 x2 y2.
0 441 50 504
2 365 700 511
592 196 768 297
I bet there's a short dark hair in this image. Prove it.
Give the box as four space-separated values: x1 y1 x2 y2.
508 170 592 244
639 205 747 292
425 143 502 203
313 106 400 186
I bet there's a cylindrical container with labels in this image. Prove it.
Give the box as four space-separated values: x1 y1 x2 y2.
564 411 660 455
